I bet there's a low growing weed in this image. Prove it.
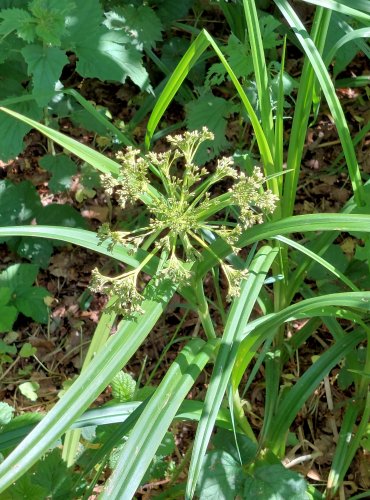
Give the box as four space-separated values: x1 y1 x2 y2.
0 0 369 499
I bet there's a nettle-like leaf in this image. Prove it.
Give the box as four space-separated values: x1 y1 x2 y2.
75 29 151 91
29 0 75 45
0 179 53 266
32 449 78 497
0 180 42 226
243 464 308 499
0 263 50 324
0 473 47 500
104 4 163 50
154 0 193 26
197 450 244 499
206 34 254 87
110 371 136 402
65 0 151 91
185 93 237 162
0 286 18 333
39 154 78 193
36 204 87 229
0 8 35 42
259 15 283 50
0 98 42 161
21 45 68 106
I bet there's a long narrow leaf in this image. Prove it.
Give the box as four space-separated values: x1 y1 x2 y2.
145 32 209 148
231 292 370 390
274 0 365 206
267 329 365 452
103 339 218 499
186 246 278 499
195 213 370 278
0 279 177 493
0 107 119 175
301 0 370 20
0 226 157 273
243 0 274 148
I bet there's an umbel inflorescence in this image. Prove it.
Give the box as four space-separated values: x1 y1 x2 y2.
90 128 277 317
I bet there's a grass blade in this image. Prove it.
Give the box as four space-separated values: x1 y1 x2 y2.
186 245 278 499
0 279 177 493
103 339 217 499
274 0 365 207
267 329 365 453
242 0 274 148
301 0 370 20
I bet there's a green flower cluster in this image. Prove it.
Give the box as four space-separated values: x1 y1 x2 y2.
91 128 278 317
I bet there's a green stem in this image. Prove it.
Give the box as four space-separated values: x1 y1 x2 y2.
194 279 217 340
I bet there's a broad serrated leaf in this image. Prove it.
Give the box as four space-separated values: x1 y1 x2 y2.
0 473 47 500
0 99 42 161
32 448 77 497
259 15 283 49
0 287 11 306
111 371 136 402
0 305 18 333
0 402 14 426
15 287 50 324
29 0 75 45
186 92 235 162
15 237 54 268
212 429 257 465
0 263 39 292
21 45 68 106
0 8 35 42
75 29 151 91
157 431 175 457
154 0 193 26
36 203 87 229
104 5 163 49
0 180 41 227
65 0 102 38
80 163 101 189
19 381 40 402
206 35 253 88
196 450 244 499
39 154 77 192
243 464 308 500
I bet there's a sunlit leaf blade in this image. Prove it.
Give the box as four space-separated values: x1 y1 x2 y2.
0 226 157 274
102 339 217 499
0 107 120 175
186 246 278 499
242 0 274 147
195 213 370 277
0 400 234 452
274 0 365 207
145 30 275 187
301 0 370 20
145 31 209 148
0 278 177 493
267 329 365 452
231 291 370 390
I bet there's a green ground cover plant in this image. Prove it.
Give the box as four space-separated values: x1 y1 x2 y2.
0 0 369 498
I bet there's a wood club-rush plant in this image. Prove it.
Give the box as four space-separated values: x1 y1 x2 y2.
0 0 369 498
